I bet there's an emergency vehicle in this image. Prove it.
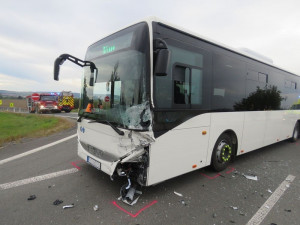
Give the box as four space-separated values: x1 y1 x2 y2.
26 93 59 113
57 91 74 113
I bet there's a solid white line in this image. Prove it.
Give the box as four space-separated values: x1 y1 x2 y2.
246 174 296 225
0 134 77 166
0 168 78 190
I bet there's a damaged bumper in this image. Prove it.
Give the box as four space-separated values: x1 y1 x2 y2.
78 140 119 176
77 130 154 185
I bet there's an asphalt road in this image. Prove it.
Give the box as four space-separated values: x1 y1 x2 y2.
0 126 299 225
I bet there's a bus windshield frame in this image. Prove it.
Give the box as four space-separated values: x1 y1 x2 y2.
79 22 151 131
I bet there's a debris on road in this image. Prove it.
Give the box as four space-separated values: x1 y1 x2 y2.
63 204 74 209
53 199 63 205
212 213 217 218
284 209 292 212
121 185 142 206
27 195 36 201
181 200 187 206
243 174 258 181
93 205 99 211
231 206 238 210
174 191 183 197
239 211 246 216
267 189 273 193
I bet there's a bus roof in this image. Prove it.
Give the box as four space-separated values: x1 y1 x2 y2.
93 16 299 77
147 17 300 77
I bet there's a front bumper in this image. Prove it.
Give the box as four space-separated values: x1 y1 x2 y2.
77 139 119 176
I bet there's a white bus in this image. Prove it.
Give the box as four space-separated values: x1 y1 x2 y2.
54 17 300 201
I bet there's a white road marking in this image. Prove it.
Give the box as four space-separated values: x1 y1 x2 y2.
246 174 296 225
0 168 78 190
0 134 77 166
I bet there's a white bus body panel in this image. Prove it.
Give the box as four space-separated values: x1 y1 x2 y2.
147 111 298 186
148 113 211 185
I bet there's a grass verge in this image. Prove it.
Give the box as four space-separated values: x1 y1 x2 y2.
0 112 75 147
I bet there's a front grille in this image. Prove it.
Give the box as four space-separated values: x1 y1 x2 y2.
80 141 118 162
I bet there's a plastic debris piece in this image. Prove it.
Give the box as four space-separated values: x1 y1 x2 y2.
126 186 136 201
243 175 258 181
121 186 142 206
63 204 74 209
284 209 292 212
265 205 270 209
231 206 238 210
135 190 143 195
174 191 183 197
117 196 122 201
93 205 99 211
53 199 63 205
212 213 217 218
268 189 273 193
27 195 36 201
286 184 290 188
181 200 187 206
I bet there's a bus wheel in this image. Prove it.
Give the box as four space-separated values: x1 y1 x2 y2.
211 134 233 172
291 123 299 142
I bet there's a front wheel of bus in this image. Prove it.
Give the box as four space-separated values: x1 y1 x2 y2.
211 134 233 172
291 122 299 142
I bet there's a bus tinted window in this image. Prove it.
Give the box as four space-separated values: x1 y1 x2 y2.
155 44 204 109
212 54 246 111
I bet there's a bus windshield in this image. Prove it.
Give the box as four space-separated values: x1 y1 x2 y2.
79 23 151 131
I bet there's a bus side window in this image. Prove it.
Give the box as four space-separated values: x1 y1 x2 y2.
173 65 190 105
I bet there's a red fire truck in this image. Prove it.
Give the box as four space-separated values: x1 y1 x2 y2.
26 93 60 113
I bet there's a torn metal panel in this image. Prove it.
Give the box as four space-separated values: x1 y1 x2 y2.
120 148 146 163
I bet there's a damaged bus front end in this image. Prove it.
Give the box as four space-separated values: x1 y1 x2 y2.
76 22 153 204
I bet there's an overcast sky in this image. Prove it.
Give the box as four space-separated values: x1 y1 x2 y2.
1 0 300 93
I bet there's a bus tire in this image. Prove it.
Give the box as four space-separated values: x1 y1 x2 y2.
291 122 299 142
211 133 233 172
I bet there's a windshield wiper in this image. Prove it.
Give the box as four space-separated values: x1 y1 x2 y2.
88 119 124 136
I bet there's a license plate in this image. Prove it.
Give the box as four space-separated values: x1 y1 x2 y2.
87 156 101 170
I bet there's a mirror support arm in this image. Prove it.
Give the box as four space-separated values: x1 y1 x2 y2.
54 54 97 81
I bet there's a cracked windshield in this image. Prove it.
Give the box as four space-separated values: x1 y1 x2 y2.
79 23 151 130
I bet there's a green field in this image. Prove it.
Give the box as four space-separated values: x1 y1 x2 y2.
0 112 74 146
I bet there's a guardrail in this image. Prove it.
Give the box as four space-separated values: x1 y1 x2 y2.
0 107 28 113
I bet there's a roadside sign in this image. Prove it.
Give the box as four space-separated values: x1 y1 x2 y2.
105 96 110 102
10 103 14 108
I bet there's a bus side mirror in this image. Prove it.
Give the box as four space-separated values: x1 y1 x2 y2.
54 56 65 81
89 66 97 86
154 38 170 76
89 76 94 86
155 49 170 76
